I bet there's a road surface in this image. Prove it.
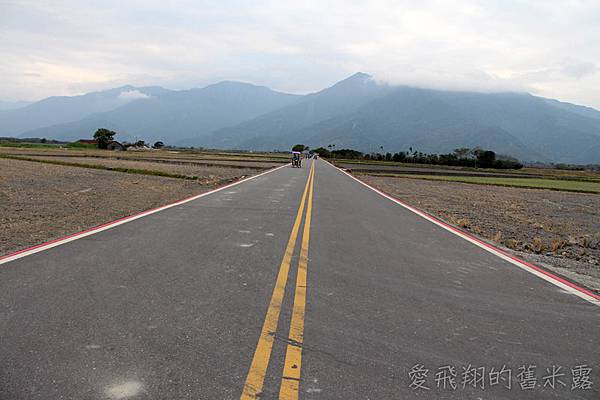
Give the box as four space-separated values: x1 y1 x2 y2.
1 159 598 399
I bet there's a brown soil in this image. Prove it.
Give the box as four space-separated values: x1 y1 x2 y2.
0 147 288 164
359 174 600 292
23 156 273 178
0 158 263 256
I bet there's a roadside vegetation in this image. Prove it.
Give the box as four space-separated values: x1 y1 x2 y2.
365 173 600 193
314 146 523 169
319 143 600 194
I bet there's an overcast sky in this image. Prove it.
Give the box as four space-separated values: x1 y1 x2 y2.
1 0 599 108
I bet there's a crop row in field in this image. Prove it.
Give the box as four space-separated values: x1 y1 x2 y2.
363 173 600 193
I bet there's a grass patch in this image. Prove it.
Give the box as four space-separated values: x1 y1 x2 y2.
65 142 97 149
364 173 600 193
336 159 600 182
0 142 63 148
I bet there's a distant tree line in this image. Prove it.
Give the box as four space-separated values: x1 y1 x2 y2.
0 137 67 144
92 128 164 150
312 146 523 169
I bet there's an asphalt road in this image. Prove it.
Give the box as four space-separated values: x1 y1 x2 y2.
1 158 598 400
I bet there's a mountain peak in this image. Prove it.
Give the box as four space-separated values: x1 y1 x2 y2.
349 72 372 80
339 72 373 84
208 80 259 88
326 72 374 90
314 72 376 96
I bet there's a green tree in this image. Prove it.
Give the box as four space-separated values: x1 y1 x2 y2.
313 147 331 157
153 141 164 149
292 144 306 152
93 128 116 149
475 150 496 168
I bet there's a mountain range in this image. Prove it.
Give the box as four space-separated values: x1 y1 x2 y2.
2 72 600 164
0 100 33 111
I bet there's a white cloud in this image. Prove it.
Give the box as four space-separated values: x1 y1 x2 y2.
1 0 599 108
561 61 598 79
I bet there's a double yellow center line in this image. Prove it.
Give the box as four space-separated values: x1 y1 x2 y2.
241 161 316 400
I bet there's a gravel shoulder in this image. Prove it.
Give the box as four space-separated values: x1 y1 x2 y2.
0 158 264 256
359 174 600 292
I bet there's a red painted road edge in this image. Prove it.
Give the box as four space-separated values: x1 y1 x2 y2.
0 163 289 264
328 161 600 304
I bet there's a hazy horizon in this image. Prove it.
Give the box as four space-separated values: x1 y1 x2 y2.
2 1 599 109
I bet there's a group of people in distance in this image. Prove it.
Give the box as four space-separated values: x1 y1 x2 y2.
291 150 318 168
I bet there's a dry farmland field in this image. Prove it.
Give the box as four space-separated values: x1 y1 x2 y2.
335 160 600 292
0 147 287 256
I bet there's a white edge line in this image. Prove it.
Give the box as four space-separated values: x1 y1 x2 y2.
325 161 600 306
0 163 290 266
